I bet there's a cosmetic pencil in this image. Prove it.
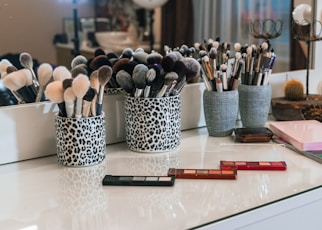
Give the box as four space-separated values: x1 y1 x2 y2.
97 65 112 115
36 63 53 102
220 64 228 90
72 74 90 119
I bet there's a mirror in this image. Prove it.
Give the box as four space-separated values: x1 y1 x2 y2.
0 0 317 106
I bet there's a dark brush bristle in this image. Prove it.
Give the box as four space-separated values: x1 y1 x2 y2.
94 48 106 57
172 60 187 82
147 52 163 65
112 58 130 73
83 87 97 101
89 55 111 70
161 55 175 72
62 78 74 90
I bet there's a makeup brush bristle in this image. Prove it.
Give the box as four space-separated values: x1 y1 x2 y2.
53 66 72 81
71 55 88 69
44 80 64 103
89 55 111 70
116 70 134 94
72 74 90 99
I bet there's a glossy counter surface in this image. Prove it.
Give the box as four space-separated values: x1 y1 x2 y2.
1 127 322 230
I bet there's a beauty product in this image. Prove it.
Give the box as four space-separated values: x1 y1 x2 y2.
102 175 175 186
167 168 237 179
234 127 273 143
220 161 287 171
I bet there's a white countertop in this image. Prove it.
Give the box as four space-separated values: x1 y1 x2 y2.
0 127 322 230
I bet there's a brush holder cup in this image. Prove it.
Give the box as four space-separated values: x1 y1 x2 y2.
124 95 181 153
203 90 239 137
238 84 272 127
55 113 106 167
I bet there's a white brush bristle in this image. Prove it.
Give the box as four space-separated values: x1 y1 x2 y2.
2 69 27 91
64 87 77 103
53 66 72 81
37 63 53 86
72 74 90 98
44 80 64 103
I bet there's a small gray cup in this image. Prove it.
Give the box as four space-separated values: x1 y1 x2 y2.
203 90 239 137
238 84 272 127
124 95 181 152
55 113 106 167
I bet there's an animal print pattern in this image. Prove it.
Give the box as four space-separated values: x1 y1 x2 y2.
55 114 106 167
124 95 181 152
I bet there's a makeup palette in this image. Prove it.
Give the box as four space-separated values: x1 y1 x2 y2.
102 175 175 186
167 168 237 180
220 161 287 171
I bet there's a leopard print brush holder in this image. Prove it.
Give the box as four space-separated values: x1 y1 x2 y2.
124 95 181 153
55 113 106 167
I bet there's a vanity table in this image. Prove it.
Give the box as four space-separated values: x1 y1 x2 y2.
0 127 322 230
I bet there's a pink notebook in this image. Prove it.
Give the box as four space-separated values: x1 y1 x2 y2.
269 120 322 151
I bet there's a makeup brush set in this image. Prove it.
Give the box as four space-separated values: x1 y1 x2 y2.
191 38 276 92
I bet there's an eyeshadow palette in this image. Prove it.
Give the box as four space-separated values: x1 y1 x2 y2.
102 175 175 186
220 160 287 171
167 168 237 180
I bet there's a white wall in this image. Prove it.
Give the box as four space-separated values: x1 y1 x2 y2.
0 0 95 65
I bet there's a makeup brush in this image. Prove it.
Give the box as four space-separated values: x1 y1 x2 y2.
71 64 88 78
144 67 156 98
133 51 148 64
2 69 31 103
94 48 106 57
112 58 130 73
89 55 111 70
72 73 90 119
121 47 134 59
182 57 201 83
97 65 112 115
161 55 176 72
146 52 162 65
172 60 187 85
19 52 39 88
63 87 76 118
6 66 18 74
116 70 134 95
62 78 74 91
35 63 53 102
132 64 148 97
53 66 72 81
0 59 13 78
82 87 97 117
89 70 99 116
44 80 66 117
220 64 228 90
71 55 87 69
24 68 38 99
156 71 178 98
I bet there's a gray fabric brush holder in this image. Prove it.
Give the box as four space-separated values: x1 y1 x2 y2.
124 95 181 152
203 89 239 137
55 113 106 167
238 84 272 127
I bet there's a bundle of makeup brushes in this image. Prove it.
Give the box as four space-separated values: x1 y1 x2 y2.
192 38 276 92
1 52 49 104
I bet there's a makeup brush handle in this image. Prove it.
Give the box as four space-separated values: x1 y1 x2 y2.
35 86 44 103
144 86 151 98
65 102 75 118
91 95 97 116
156 85 168 98
75 97 82 119
96 103 103 116
82 101 91 118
